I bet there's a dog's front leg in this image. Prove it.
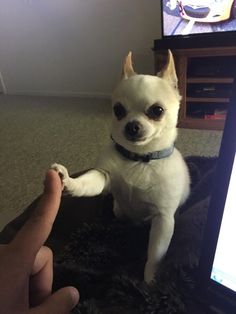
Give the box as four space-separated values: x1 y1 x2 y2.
51 163 110 197
144 214 175 283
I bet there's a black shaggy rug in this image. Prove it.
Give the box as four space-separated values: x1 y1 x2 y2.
51 156 218 314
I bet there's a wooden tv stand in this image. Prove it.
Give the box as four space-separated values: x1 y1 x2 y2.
154 46 236 130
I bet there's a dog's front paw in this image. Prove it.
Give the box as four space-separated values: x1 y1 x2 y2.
51 163 69 180
51 163 72 194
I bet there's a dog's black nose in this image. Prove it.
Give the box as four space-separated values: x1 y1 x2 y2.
125 121 141 137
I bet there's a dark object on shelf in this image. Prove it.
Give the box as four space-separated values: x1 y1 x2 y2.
187 84 232 98
187 103 228 120
187 57 236 78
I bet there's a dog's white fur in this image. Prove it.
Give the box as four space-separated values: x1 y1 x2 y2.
52 51 190 283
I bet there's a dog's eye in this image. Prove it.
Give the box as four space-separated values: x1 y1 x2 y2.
146 104 164 120
113 103 127 120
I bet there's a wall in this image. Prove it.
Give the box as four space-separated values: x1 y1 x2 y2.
0 0 161 96
0 1 223 156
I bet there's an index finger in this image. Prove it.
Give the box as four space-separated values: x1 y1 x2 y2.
9 170 63 265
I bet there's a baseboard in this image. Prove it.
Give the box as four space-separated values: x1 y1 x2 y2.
0 72 7 94
5 90 111 99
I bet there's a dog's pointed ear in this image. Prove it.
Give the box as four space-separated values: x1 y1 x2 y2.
158 50 178 89
122 51 136 79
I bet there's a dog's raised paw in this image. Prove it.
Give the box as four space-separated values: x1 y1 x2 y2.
51 163 69 181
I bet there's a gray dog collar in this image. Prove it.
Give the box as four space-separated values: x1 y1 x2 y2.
114 142 174 163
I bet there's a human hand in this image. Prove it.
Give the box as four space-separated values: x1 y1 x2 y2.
0 170 79 313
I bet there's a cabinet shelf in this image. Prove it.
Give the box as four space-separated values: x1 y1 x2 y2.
154 46 236 130
178 117 225 130
187 77 234 84
186 97 230 103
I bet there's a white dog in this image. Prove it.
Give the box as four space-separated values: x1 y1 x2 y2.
52 51 190 283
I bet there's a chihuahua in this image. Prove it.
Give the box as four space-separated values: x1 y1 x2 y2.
52 50 190 283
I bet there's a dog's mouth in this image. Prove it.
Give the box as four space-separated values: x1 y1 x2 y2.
125 136 147 143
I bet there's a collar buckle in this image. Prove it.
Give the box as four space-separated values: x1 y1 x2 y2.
142 154 151 162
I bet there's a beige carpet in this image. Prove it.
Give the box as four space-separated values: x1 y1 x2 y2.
0 95 222 231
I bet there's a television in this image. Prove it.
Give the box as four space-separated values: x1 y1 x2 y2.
161 0 236 38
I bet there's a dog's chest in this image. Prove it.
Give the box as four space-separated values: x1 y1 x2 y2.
97 148 175 221
111 162 163 220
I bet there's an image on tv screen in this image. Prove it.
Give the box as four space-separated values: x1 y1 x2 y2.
162 0 236 37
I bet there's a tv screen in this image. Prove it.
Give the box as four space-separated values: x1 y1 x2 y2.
162 0 236 37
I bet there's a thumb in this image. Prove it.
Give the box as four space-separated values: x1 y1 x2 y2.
30 287 79 314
